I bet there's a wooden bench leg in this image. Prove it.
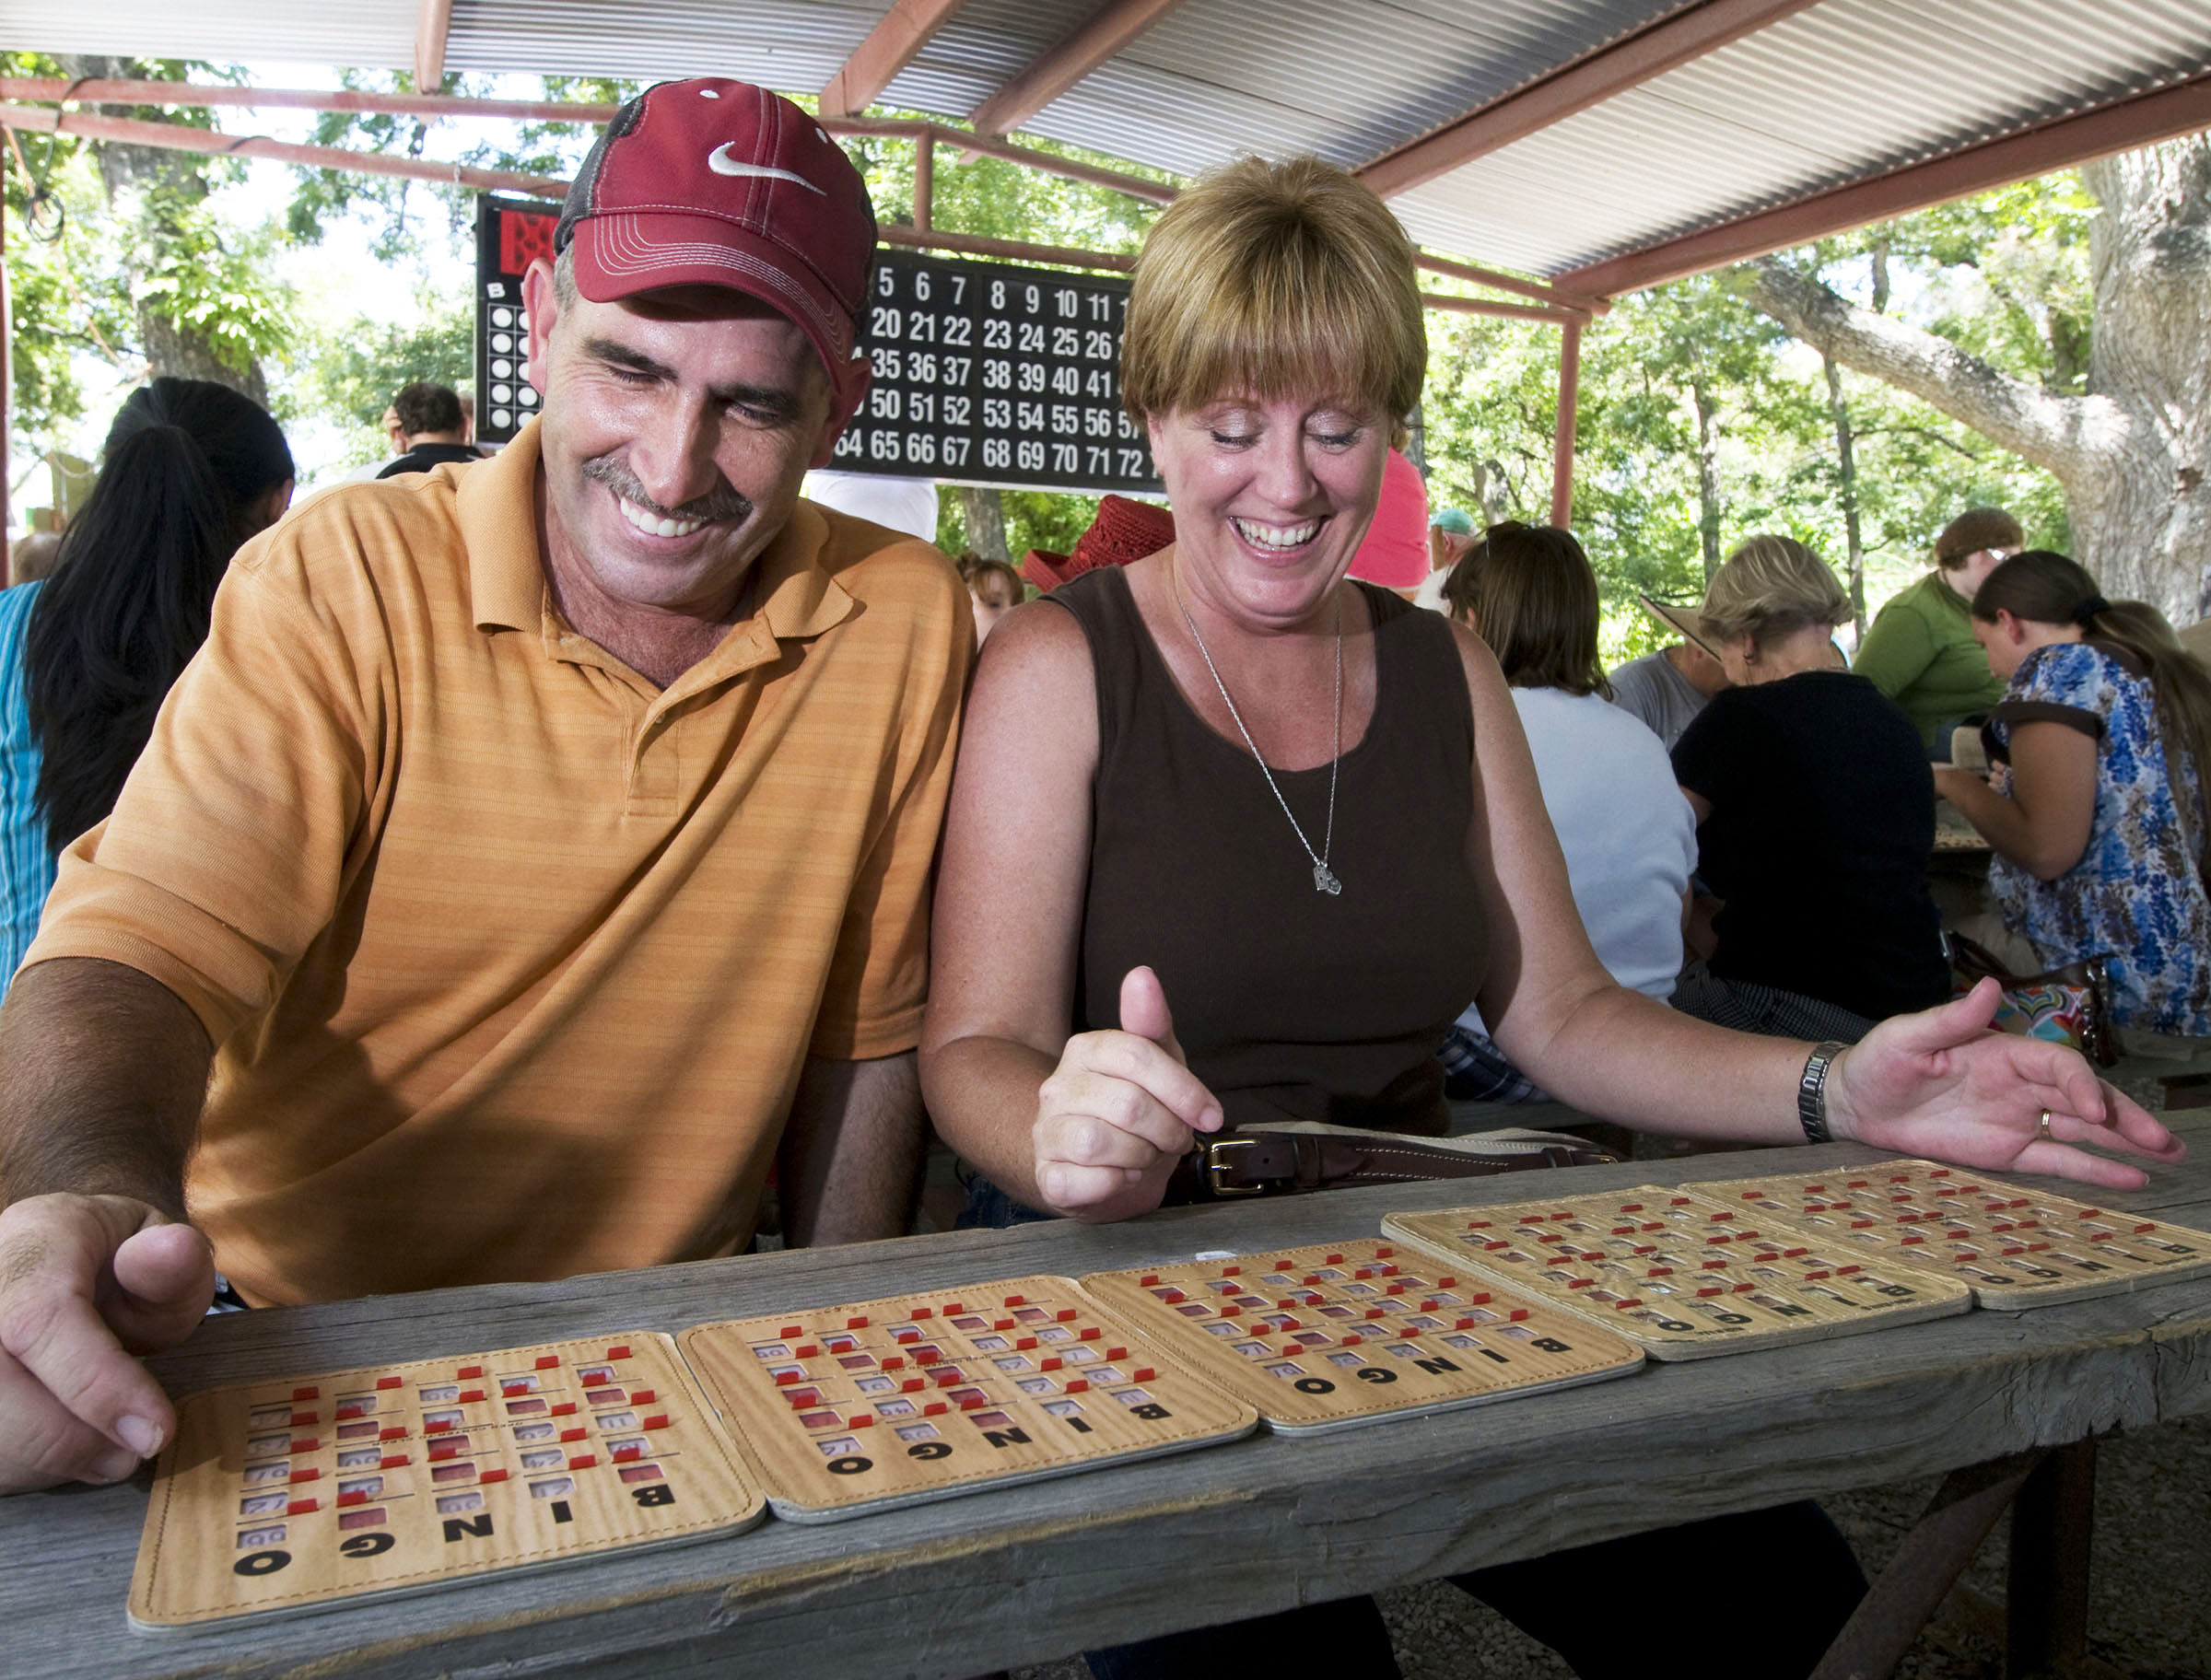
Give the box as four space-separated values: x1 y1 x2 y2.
2006 1437 2097 1679
1811 1450 2046 1680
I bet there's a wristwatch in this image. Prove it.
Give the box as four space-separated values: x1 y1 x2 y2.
1798 1040 1845 1144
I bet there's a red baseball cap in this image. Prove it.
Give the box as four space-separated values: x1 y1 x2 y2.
556 78 877 396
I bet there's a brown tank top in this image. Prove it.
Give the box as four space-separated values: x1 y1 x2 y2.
1048 567 1486 1137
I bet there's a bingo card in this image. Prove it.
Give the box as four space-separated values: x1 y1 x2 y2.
680 1276 1257 1521
1385 1186 1972 1359
131 1333 763 1629
1079 1236 1642 1432
1683 1159 2211 1309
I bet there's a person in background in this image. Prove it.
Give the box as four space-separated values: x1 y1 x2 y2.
1436 522 1696 1101
1410 504 1475 613
1671 536 1950 1041
6 531 61 589
1854 507 2019 755
1344 447 1430 591
0 379 295 998
800 470 941 544
1934 552 2211 1038
1608 635 1730 750
962 556 1025 647
375 382 482 479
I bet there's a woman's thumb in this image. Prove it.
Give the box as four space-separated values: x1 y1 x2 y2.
1119 965 1185 1061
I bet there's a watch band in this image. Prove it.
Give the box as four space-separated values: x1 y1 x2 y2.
1798 1040 1844 1144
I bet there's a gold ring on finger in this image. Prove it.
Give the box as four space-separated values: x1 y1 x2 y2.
2038 1108 2053 1142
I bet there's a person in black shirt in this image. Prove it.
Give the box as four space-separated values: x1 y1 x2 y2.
374 381 483 479
1671 535 1949 1039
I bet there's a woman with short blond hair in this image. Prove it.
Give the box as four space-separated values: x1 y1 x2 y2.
1671 534 1950 1038
920 158 2176 1680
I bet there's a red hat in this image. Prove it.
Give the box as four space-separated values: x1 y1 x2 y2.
1021 496 1176 590
556 79 877 394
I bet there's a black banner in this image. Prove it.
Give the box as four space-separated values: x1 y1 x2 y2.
830 248 1159 495
474 194 560 447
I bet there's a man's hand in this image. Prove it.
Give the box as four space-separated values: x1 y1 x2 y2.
1827 979 2184 1188
0 1194 214 1492
1033 967 1223 1222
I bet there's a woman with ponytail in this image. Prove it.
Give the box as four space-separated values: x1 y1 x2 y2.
0 379 293 993
1933 550 2211 1037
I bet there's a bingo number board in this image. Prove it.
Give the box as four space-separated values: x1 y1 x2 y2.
680 1276 1256 1522
129 1334 762 1629
1080 1238 1643 1433
830 248 1161 494
1684 1160 2211 1310
474 194 560 447
1384 1188 1972 1361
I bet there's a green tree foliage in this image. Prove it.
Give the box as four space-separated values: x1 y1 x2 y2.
3 51 294 446
1418 174 2084 663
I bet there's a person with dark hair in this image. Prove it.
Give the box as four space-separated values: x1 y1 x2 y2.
1436 522 1695 1101
1934 551 2211 1036
0 78 967 1497
1670 535 1950 1042
1854 507 2021 753
960 556 1025 647
0 378 294 998
375 381 480 478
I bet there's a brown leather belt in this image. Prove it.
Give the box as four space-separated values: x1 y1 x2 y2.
1164 1129 1617 1204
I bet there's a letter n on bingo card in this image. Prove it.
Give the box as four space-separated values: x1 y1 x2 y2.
679 1276 1257 1520
130 1335 763 1628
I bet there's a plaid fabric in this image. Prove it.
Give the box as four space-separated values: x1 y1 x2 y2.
1670 963 1878 1044
1437 1023 1548 1103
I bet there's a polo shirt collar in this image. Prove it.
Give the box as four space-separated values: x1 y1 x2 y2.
455 418 856 651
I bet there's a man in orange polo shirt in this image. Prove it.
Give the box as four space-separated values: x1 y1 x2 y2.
0 80 970 1492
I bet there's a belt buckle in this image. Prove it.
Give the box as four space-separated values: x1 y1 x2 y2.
1202 1137 1264 1197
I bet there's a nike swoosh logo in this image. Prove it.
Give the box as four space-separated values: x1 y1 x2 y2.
707 145 825 192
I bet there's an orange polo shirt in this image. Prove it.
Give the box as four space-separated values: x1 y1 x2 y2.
25 421 969 1305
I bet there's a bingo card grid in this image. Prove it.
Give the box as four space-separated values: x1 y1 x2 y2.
1682 1159 2211 1309
680 1275 1257 1522
1384 1186 1972 1360
1078 1236 1644 1434
129 1333 763 1630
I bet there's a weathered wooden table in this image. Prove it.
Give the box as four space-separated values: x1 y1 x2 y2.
10 1124 2210 1680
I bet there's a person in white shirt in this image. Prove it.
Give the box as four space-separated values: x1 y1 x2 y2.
1438 521 1696 1099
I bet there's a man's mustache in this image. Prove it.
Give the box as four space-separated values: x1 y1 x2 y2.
583 456 753 526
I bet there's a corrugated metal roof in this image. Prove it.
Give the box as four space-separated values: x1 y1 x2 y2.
6 0 2210 286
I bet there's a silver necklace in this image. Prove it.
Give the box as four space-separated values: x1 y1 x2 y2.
1176 581 1344 895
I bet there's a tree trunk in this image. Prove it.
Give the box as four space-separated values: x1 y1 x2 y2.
1824 353 1867 636
59 53 269 403
1690 372 1723 580
1742 137 2211 624
958 484 1010 562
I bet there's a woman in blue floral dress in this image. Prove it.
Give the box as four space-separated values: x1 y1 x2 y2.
1933 551 2211 1037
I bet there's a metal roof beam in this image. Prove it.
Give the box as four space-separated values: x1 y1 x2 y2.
415 0 453 94
1359 0 1820 200
0 102 566 197
969 0 1187 138
820 0 975 120
1559 73 2211 298
0 76 617 122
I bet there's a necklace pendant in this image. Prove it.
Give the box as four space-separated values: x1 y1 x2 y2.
1313 862 1342 895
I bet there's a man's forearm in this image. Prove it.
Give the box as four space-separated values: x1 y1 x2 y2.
0 959 213 1216
778 1051 924 1249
